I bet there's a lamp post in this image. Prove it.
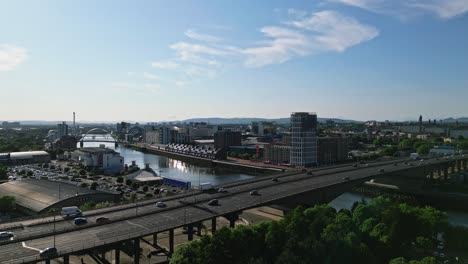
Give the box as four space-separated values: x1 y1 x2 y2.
52 209 57 248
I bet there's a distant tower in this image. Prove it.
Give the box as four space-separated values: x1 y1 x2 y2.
419 115 423 133
73 112 75 127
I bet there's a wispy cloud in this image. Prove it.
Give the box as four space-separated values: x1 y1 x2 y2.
184 29 221 43
143 72 160 80
169 42 230 65
150 60 180 69
0 44 28 72
243 10 378 67
329 0 468 19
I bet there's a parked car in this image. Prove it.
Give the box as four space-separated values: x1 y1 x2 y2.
73 217 88 225
250 190 259 196
96 217 110 224
156 202 166 208
208 199 219 206
0 232 14 239
39 247 58 257
217 188 227 193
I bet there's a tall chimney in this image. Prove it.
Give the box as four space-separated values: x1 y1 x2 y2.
73 112 76 127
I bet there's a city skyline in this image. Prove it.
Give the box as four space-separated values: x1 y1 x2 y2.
1 0 468 121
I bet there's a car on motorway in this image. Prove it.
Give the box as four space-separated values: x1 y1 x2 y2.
343 176 350 180
95 217 110 224
207 199 219 206
378 169 385 172
39 247 58 258
217 188 228 193
250 190 259 196
272 178 279 182
156 202 166 208
0 231 14 239
73 217 88 225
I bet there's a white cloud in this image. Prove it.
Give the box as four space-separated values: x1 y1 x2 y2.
184 29 221 43
329 0 468 19
169 42 229 65
287 8 308 19
0 44 28 72
150 60 180 69
143 72 160 80
243 11 378 67
408 0 468 19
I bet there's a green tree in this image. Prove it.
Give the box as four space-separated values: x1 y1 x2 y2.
26 170 34 176
126 179 132 186
79 169 87 176
416 144 433 155
0 166 7 180
142 185 149 192
132 182 139 190
116 176 124 183
90 182 98 190
0 195 16 211
79 182 89 188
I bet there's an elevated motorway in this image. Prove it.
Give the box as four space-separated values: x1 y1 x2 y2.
0 155 467 264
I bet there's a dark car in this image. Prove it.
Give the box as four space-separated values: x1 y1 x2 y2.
156 202 166 208
378 169 385 172
0 231 14 240
73 217 88 225
343 176 350 180
208 199 219 206
272 178 279 182
96 217 110 224
39 247 58 257
250 190 259 196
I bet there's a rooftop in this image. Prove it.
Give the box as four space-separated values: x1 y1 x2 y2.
0 151 50 160
76 147 117 154
0 179 105 213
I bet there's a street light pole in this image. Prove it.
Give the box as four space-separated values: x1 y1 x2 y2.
53 209 56 248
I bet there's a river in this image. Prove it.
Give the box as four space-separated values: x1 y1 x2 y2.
80 138 468 227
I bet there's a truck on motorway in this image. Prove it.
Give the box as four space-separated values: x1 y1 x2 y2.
199 182 214 191
410 153 420 160
61 206 82 218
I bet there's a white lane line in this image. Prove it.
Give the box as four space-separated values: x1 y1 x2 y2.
126 220 150 231
21 242 41 252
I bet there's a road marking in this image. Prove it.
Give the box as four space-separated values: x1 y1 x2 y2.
21 242 41 252
126 220 150 231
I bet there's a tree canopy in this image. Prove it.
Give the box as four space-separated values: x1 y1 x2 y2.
170 197 450 264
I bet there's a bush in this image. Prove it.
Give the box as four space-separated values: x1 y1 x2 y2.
116 176 124 183
126 179 132 186
26 170 34 176
142 185 149 192
132 182 139 190
79 169 87 176
79 182 89 188
90 182 98 190
0 195 15 211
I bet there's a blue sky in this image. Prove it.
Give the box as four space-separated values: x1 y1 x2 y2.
1 0 467 122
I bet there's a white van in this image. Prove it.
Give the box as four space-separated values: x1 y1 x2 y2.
61 206 82 218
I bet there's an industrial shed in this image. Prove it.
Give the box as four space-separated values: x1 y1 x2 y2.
0 151 50 165
0 179 120 215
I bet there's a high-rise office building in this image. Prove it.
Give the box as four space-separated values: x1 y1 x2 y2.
57 122 69 139
290 112 318 167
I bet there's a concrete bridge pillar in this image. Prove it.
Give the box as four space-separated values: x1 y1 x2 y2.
63 255 69 264
115 247 121 264
80 141 84 148
115 142 119 148
226 213 239 228
211 217 217 233
133 238 140 264
153 233 157 247
197 222 202 236
169 229 174 253
444 166 449 181
187 224 194 241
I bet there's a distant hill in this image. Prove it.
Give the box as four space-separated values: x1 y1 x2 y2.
180 117 362 125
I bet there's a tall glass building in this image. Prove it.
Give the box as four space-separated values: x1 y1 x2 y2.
290 112 318 167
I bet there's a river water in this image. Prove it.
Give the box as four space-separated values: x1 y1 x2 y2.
80 139 468 227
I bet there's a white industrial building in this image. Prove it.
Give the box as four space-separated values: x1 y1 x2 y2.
71 146 124 173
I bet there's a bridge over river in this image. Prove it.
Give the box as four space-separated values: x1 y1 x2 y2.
0 155 467 264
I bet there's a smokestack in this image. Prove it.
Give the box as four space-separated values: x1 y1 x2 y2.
73 112 76 127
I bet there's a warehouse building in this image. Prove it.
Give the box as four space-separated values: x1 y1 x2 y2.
0 179 120 215
0 151 50 165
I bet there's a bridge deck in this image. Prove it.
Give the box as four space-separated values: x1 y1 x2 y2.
0 156 465 264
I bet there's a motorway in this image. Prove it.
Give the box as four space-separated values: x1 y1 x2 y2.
0 155 465 263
